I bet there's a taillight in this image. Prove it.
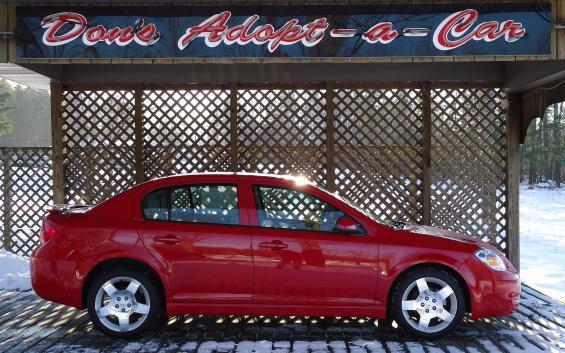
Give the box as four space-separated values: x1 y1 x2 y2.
41 220 57 242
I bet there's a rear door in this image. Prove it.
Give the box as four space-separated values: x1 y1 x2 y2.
137 183 253 304
249 183 380 306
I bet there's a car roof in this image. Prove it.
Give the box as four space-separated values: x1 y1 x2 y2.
148 172 315 185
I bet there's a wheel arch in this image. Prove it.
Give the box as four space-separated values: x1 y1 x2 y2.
81 257 167 310
386 262 472 317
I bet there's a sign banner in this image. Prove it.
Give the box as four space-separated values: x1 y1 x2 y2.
16 4 551 59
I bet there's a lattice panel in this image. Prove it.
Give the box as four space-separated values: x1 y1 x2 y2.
333 88 423 223
431 88 508 250
237 89 327 186
143 89 231 179
62 90 137 204
0 148 53 256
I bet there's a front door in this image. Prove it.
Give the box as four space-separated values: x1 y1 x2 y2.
138 184 253 304
249 184 379 306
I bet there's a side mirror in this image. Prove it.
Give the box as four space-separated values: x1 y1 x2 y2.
334 216 363 235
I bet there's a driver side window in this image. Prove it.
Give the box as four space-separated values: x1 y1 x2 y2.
253 186 344 232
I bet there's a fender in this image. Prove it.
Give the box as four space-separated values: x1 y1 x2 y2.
74 228 174 308
375 240 474 316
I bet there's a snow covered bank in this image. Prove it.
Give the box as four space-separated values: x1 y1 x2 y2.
0 249 31 291
520 185 565 302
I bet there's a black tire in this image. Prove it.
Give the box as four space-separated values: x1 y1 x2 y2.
86 267 163 339
390 266 466 339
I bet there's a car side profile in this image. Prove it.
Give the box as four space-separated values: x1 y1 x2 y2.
31 173 520 339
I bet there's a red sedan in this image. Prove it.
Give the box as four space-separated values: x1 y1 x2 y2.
31 173 520 339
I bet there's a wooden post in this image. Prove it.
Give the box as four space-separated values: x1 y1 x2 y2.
2 149 12 250
421 82 432 225
325 82 336 192
506 93 521 270
229 83 238 172
134 87 145 184
0 5 17 63
0 5 8 63
50 82 65 204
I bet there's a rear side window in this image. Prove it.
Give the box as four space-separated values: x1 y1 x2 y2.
171 185 239 225
142 184 240 225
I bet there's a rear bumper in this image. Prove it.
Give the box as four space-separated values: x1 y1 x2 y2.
31 243 83 309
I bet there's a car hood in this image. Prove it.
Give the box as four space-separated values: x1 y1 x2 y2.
404 224 493 249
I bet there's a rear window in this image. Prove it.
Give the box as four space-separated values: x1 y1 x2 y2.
142 184 240 225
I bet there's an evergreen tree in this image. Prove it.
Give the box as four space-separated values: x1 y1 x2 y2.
0 80 14 136
0 79 50 147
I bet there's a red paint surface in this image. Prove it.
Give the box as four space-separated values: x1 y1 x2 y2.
31 173 519 319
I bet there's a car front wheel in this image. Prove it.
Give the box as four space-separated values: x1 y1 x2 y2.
391 267 466 338
87 268 162 338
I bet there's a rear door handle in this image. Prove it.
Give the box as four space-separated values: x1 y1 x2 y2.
259 240 288 250
154 234 181 245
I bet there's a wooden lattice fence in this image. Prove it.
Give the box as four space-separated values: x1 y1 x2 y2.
0 83 510 258
57 82 510 258
0 147 53 256
431 88 508 250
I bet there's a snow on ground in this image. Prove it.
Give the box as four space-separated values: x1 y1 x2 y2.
520 185 565 302
0 249 31 291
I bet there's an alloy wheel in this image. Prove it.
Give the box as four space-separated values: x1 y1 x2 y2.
400 276 458 333
94 276 151 333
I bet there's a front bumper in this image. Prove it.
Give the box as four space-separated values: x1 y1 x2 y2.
461 255 521 319
471 270 521 319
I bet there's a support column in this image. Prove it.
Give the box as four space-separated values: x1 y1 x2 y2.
325 82 336 192
0 5 16 63
421 82 432 226
134 87 145 184
50 81 64 204
506 93 522 270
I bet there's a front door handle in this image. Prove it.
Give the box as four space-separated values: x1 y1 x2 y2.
154 234 181 245
259 240 288 250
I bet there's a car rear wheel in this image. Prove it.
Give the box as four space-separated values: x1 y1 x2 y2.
87 268 162 338
391 267 466 338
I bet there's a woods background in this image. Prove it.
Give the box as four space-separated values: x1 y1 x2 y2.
522 102 564 188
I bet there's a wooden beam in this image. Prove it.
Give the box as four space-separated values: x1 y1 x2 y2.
421 82 432 225
50 81 65 204
520 80 565 143
430 81 502 89
325 82 336 192
134 86 144 184
506 93 522 270
229 83 238 172
58 81 504 92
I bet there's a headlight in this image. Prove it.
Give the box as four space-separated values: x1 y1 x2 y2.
474 248 507 271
